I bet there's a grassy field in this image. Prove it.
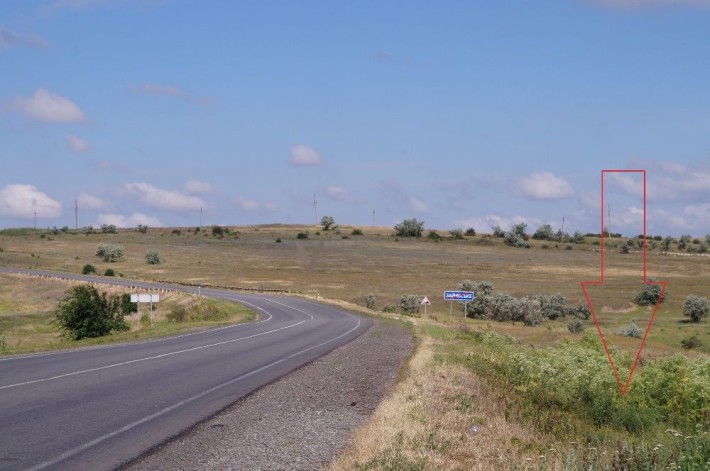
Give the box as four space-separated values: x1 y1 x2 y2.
1 225 708 468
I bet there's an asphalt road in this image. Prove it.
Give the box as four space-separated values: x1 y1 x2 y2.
0 268 370 471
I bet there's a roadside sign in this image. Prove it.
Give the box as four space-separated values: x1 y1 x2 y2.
443 291 474 301
421 296 431 305
131 294 159 303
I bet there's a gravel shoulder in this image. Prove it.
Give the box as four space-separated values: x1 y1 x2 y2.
122 317 413 471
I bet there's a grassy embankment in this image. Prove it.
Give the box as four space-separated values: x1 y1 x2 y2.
0 225 708 468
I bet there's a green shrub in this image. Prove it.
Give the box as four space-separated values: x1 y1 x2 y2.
82 264 96 275
53 285 129 340
449 229 464 240
634 282 665 306
458 280 494 318
364 293 376 310
104 268 115 276
120 293 137 314
399 294 421 316
95 243 124 262
465 227 476 236
567 318 585 333
683 295 710 323
394 218 424 237
297 232 309 240
534 293 567 320
100 224 117 234
145 249 161 265
681 335 703 350
617 321 643 339
489 293 515 321
351 228 364 236
382 304 397 313
211 225 224 237
427 231 442 241
275 238 282 243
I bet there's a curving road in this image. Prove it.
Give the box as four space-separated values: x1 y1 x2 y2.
0 268 370 471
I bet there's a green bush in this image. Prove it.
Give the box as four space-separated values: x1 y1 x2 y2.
683 295 710 323
145 249 161 265
364 293 376 310
458 280 494 318
449 229 464 240
351 228 364 236
634 282 665 306
394 218 424 237
82 264 96 275
465 227 476 236
95 243 124 262
681 335 703 350
120 293 137 314
104 268 115 276
296 232 309 239
100 224 117 234
399 294 421 316
617 321 643 339
427 231 442 241
382 304 397 313
534 293 566 320
53 285 129 340
567 318 585 333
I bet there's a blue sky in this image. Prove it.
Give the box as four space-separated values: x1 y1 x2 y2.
1 0 709 235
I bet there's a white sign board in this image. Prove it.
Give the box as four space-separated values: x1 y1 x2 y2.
131 294 159 303
421 296 431 305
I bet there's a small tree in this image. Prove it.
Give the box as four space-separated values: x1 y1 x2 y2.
101 224 117 234
145 249 161 265
212 225 224 237
394 219 424 237
465 227 476 236
120 293 137 315
511 222 528 240
320 216 335 231
82 264 96 275
633 282 665 306
449 229 465 240
53 285 129 340
104 268 115 276
136 224 149 234
568 318 585 333
492 226 505 238
683 295 709 323
532 224 554 241
399 294 421 316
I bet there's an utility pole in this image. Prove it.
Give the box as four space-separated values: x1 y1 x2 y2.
34 210 37 230
607 204 612 238
313 194 318 225
200 207 203 228
372 208 375 227
560 216 565 242
75 199 78 230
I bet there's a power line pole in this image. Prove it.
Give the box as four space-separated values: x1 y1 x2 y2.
200 207 203 228
372 208 375 227
34 210 37 230
313 194 318 225
607 203 612 238
75 199 78 230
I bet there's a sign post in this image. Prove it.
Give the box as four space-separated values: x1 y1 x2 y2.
131 293 160 325
421 296 431 316
443 291 475 322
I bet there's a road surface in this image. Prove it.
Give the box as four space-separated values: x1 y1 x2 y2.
0 268 370 470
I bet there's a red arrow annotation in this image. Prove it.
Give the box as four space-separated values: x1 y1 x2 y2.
580 170 667 397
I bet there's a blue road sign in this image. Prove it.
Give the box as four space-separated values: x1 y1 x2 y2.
444 291 474 301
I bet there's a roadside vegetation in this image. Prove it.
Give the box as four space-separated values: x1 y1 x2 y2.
0 224 707 467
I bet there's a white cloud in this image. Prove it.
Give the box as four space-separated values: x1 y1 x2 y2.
408 197 429 214
234 197 260 211
289 145 322 166
77 193 108 210
518 172 574 200
325 185 358 203
123 182 205 211
0 184 62 218
607 162 710 201
67 134 89 152
98 212 161 228
7 89 85 123
185 180 213 194
0 27 48 50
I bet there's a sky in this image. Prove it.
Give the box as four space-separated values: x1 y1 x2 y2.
1 0 710 236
